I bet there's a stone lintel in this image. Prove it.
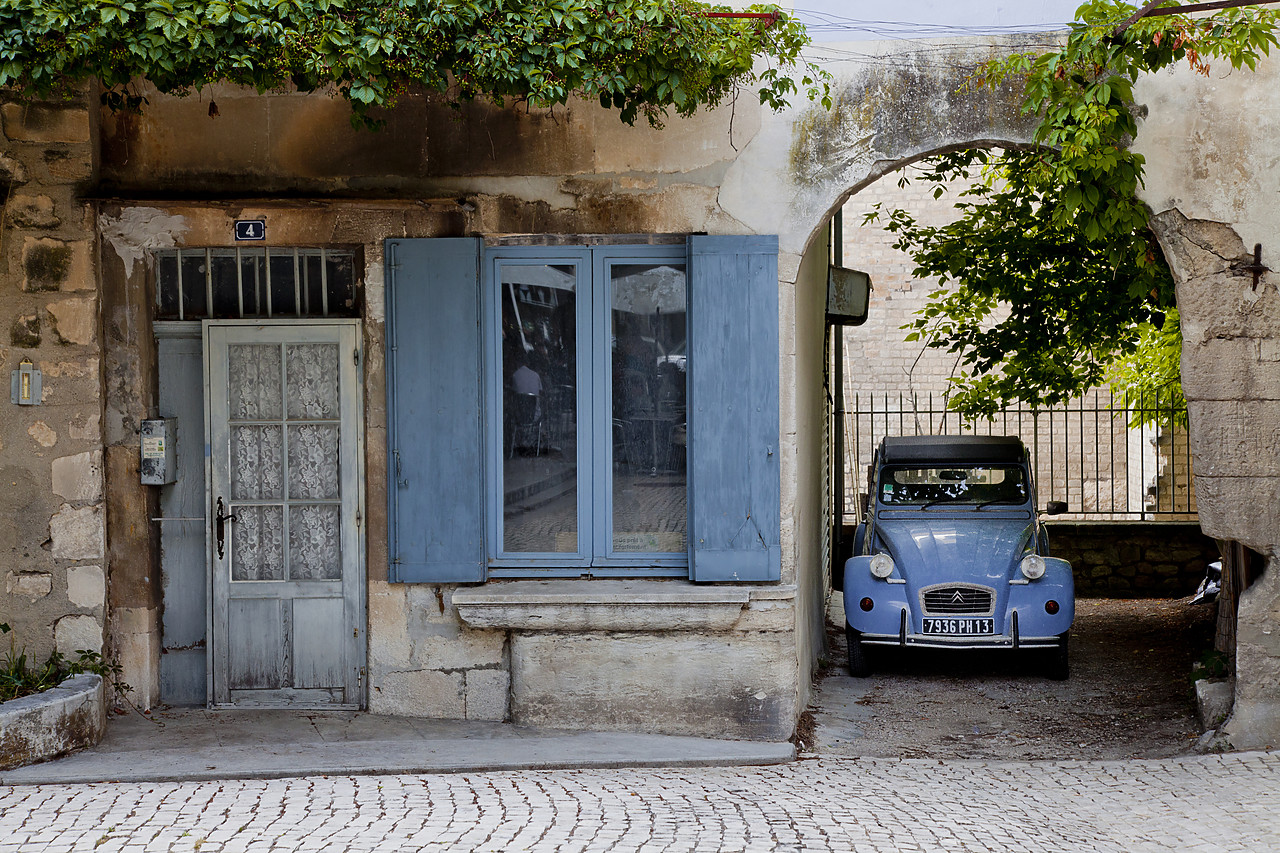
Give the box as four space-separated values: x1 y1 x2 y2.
454 580 769 632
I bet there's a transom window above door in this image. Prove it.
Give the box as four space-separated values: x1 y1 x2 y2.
486 245 688 575
154 248 360 320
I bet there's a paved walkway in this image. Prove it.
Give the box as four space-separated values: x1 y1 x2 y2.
3 752 1280 851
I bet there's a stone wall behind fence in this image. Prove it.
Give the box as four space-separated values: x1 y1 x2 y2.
1046 522 1218 598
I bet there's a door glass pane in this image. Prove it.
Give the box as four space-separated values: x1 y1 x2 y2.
180 252 209 318
269 251 298 316
286 343 339 418
610 263 687 553
228 343 282 419
231 505 285 580
500 263 578 553
231 426 284 500
289 505 341 580
288 425 340 500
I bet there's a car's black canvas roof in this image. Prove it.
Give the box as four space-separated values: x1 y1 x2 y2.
879 435 1026 464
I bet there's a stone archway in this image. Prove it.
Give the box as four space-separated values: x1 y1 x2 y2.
722 34 1280 747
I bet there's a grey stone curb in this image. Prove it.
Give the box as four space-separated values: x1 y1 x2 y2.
0 674 105 771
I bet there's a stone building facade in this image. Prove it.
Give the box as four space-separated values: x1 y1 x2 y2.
0 34 1276 745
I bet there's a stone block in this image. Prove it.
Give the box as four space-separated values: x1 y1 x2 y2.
47 298 97 345
453 579 750 632
0 152 27 185
465 668 510 721
1193 476 1280 553
50 504 104 560
22 237 92 292
1181 337 1280 401
8 194 60 229
66 564 104 609
6 571 52 598
44 149 93 182
510 632 797 739
1187 401 1280 478
53 614 102 656
68 413 100 442
1 102 91 143
51 450 103 502
369 669 464 718
28 422 56 447
111 607 159 710
10 314 40 347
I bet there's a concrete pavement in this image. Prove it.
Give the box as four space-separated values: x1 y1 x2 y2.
0 708 794 785
3 752 1279 851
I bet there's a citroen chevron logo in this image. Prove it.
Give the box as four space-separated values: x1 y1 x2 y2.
951 590 966 604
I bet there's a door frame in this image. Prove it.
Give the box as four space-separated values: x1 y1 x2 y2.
203 318 367 709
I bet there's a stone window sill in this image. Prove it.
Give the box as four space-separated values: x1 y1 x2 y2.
453 579 793 632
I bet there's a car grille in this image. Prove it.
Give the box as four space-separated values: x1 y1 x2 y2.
921 585 995 615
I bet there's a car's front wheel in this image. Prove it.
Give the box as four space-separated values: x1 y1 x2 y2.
846 623 871 677
1047 631 1070 680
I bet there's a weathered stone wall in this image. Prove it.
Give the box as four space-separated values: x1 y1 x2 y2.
1134 59 1280 747
1047 523 1217 598
0 93 104 666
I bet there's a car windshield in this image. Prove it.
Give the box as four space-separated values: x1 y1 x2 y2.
879 465 1028 507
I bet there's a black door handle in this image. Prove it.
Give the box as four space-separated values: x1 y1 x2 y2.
215 497 238 559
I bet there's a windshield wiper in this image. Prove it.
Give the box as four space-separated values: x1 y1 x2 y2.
920 497 970 510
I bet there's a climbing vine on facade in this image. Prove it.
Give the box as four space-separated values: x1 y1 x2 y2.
870 0 1278 418
0 0 828 125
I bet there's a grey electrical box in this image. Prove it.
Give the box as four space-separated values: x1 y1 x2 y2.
140 418 178 485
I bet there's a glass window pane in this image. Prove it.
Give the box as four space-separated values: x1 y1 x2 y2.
501 263 578 553
231 505 285 581
156 252 179 318
210 250 241 317
289 504 341 580
285 343 339 419
180 253 208 318
240 251 264 316
228 343 283 420
610 263 687 553
326 253 357 315
231 426 284 500
302 254 323 315
268 251 298 316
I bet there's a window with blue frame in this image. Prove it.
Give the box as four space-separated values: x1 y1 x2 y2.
487 246 688 575
385 236 782 584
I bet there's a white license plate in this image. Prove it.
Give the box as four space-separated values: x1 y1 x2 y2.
922 617 994 635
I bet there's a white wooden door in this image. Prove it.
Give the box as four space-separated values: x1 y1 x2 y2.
206 321 364 708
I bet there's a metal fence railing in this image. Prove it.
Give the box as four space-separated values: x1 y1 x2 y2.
843 388 1196 522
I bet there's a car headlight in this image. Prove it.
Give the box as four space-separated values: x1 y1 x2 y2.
1020 554 1046 580
869 553 895 579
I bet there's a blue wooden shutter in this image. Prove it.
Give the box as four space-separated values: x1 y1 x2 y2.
688 235 782 582
385 238 486 583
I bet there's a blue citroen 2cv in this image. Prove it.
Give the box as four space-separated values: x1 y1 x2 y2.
842 435 1073 679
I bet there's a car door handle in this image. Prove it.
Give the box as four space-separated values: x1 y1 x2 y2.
215 497 238 560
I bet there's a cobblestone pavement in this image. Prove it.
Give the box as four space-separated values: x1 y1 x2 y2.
4 752 1280 852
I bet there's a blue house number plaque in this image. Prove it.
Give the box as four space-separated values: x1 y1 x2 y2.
234 220 266 241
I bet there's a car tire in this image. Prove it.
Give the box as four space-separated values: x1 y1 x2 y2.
847 623 872 677
1047 631 1069 681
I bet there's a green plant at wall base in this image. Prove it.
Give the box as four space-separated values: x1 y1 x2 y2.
0 0 829 126
869 1 1278 418
1 622 130 703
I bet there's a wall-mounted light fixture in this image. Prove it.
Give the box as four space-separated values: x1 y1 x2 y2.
826 265 872 326
10 357 41 405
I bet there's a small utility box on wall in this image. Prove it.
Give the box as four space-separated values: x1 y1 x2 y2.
140 418 178 485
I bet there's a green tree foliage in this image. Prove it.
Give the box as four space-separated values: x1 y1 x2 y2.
869 1 1277 418
0 0 828 125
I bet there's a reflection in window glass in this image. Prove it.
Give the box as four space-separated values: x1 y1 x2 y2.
880 466 1028 506
610 263 686 553
500 264 579 554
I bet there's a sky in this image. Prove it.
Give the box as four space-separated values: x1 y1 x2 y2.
787 1 1084 42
